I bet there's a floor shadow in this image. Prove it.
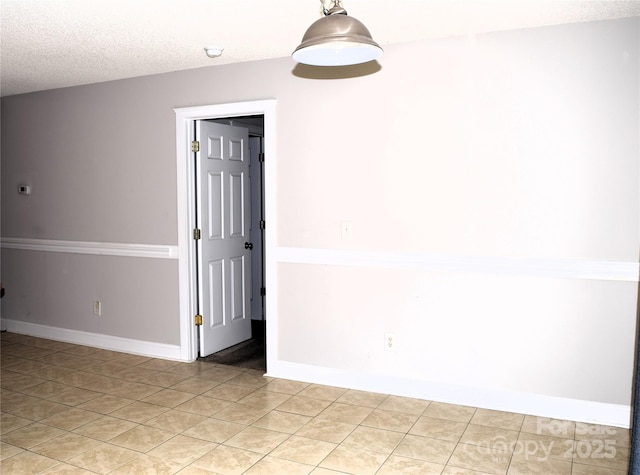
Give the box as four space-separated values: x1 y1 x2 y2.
198 320 266 371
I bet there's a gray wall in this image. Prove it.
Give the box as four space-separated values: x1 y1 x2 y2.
1 17 638 415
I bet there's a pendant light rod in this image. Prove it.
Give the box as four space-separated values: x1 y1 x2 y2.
321 0 344 16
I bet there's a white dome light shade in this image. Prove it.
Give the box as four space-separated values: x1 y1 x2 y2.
292 5 382 66
293 40 382 66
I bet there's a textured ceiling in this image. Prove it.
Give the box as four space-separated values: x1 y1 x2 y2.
1 0 638 97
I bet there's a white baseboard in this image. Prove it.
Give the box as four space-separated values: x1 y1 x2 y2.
266 360 631 429
1 319 631 428
1 319 188 361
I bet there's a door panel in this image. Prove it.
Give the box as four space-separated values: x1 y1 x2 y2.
209 259 225 327
197 120 252 356
208 172 224 240
229 172 244 237
230 256 245 320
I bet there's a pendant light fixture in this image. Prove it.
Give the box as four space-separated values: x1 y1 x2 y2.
292 0 382 66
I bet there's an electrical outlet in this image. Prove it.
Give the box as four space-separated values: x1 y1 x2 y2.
93 301 102 316
384 332 396 351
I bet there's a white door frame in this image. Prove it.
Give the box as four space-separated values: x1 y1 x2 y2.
174 100 276 362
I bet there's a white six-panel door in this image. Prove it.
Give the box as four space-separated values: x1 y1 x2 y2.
196 120 252 356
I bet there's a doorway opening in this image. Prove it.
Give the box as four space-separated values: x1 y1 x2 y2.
174 100 276 370
196 116 266 371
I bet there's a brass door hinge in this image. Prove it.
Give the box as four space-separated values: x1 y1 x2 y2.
259 220 265 230
259 152 265 163
191 140 200 152
193 228 201 240
194 314 203 326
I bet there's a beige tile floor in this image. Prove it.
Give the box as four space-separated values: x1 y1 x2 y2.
0 332 630 474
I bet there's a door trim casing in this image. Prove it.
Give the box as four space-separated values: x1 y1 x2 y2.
174 100 276 362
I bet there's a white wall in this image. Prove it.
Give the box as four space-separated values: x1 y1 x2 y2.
1 17 638 425
271 19 638 425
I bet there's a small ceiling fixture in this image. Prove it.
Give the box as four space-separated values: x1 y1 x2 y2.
204 47 223 58
292 0 382 66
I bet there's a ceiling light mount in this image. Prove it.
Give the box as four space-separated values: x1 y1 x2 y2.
322 2 347 17
204 47 223 58
292 0 382 67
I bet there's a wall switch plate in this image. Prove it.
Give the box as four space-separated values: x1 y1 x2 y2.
93 301 102 316
18 185 31 195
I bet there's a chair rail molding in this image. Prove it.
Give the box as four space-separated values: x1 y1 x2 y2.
0 237 178 259
276 247 640 282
